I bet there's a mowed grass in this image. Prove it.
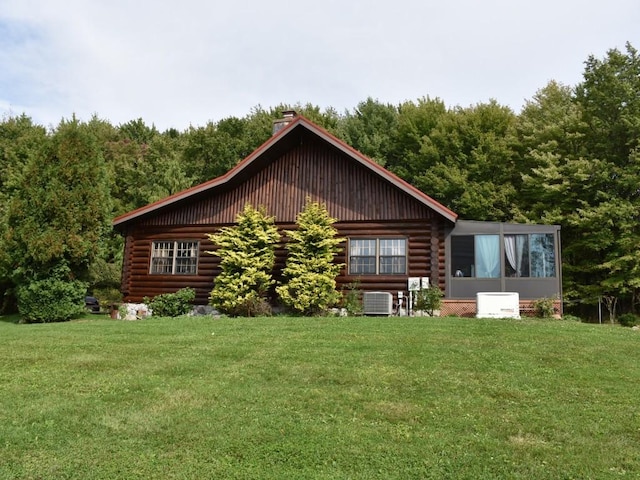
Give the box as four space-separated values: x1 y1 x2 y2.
0 315 638 479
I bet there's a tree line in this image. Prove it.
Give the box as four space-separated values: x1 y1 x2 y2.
1 43 638 320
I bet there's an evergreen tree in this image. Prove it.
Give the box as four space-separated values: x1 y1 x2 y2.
2 118 112 320
207 204 280 316
0 114 48 312
276 200 345 315
118 118 159 144
3 118 112 282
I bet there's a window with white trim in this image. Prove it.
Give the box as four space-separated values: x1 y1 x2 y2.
349 238 407 275
150 240 199 275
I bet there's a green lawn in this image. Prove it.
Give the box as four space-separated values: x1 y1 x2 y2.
0 315 638 479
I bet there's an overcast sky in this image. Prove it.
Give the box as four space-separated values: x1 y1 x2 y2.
1 0 639 131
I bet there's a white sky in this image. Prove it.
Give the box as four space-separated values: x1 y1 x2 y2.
1 0 639 131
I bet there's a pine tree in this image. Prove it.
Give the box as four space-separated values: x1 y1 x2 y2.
276 200 345 315
207 204 279 316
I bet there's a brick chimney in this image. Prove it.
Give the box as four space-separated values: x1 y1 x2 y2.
272 110 297 135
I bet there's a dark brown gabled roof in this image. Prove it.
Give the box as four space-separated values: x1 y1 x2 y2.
113 115 458 228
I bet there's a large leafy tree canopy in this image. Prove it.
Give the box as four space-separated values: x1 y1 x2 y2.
0 43 638 316
517 43 640 308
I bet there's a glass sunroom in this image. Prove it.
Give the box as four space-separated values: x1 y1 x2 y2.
446 220 562 301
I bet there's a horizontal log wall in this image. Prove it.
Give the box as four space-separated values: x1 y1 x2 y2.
121 219 447 305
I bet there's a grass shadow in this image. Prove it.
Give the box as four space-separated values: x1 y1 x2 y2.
0 311 112 324
0 313 21 324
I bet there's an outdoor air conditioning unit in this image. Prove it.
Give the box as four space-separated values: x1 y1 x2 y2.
363 291 393 316
476 292 520 319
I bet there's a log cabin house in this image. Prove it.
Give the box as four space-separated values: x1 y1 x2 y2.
113 113 562 316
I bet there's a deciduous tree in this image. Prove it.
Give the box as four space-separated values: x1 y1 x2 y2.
518 44 640 311
413 101 519 221
337 98 399 166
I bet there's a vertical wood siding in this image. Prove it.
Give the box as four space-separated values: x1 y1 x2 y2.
138 135 435 227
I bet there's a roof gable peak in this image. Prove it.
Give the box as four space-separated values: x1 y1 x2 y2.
113 114 457 228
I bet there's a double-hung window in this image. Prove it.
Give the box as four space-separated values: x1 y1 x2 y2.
349 238 407 275
150 240 199 275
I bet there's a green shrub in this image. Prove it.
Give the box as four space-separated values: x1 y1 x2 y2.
17 277 87 323
209 270 275 317
533 297 555 318
234 296 272 317
278 273 342 316
118 303 129 320
144 288 195 317
342 280 363 316
88 258 122 290
0 280 17 314
617 313 640 327
414 284 443 316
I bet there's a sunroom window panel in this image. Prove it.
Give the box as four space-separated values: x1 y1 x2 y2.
530 234 555 277
451 236 475 277
475 235 500 278
453 233 556 279
504 234 530 277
